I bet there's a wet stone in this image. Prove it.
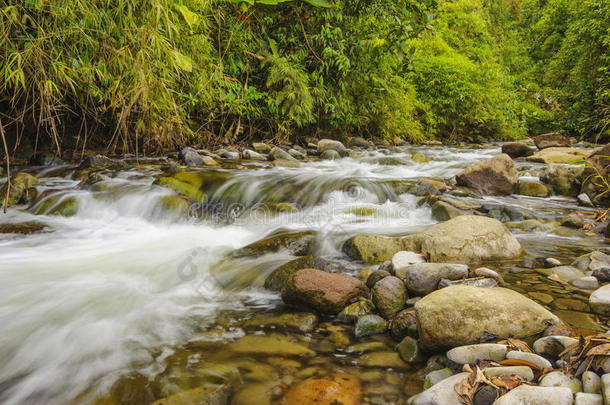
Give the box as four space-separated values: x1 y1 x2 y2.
337 298 375 323
571 276 600 290
528 291 554 304
354 314 387 338
239 312 318 333
473 385 500 405
279 373 361 405
396 336 423 363
150 383 230 405
366 270 391 289
389 309 418 340
371 276 407 319
357 351 408 369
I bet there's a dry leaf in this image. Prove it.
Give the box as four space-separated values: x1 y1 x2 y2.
499 358 542 372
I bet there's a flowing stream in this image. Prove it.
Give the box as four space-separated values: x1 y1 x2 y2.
0 144 606 404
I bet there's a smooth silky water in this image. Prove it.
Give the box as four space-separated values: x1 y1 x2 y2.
0 145 606 404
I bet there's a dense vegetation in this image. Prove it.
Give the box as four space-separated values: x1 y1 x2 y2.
0 0 608 154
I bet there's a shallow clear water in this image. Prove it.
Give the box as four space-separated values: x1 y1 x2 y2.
0 144 605 404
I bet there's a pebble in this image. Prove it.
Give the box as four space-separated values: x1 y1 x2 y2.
602 374 610 405
412 371 467 405
539 370 583 393
533 335 579 357
506 350 552 369
391 251 426 278
545 257 562 267
354 314 387 338
483 365 534 381
571 276 600 290
575 392 603 405
583 371 602 394
590 284 610 316
491 385 573 405
446 344 507 364
423 368 454 390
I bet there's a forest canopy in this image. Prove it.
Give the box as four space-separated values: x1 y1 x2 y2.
0 0 608 152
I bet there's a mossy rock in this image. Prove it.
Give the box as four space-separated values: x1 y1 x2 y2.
159 195 191 216
34 194 79 216
0 221 47 234
264 255 339 292
344 206 377 216
234 230 315 258
518 181 551 197
0 172 39 207
412 153 431 163
150 384 230 405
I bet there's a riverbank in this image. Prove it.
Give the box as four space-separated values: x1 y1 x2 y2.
1 135 609 405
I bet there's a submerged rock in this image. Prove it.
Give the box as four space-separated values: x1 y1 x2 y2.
279 373 361 405
0 221 46 235
354 314 388 338
337 298 375 323
415 286 561 350
282 269 367 314
518 181 551 197
239 312 318 333
320 149 341 160
455 153 518 195
150 383 230 405
396 336 423 363
423 368 454 390
228 334 315 357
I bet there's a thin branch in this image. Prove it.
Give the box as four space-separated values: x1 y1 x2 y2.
1 120 11 214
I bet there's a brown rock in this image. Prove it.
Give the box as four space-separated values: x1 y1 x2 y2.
502 142 533 158
279 373 362 405
581 144 610 206
534 132 571 149
282 269 368 314
455 154 517 195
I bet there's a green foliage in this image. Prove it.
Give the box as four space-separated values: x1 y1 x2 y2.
0 0 607 152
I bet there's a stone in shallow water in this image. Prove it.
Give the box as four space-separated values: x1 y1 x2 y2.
264 255 337 292
446 344 508 364
228 334 315 357
354 314 387 338
390 308 418 340
538 265 586 282
492 385 573 405
540 371 583 393
571 276 600 290
282 269 367 314
506 350 552 369
455 153 517 196
0 221 46 234
396 336 423 363
590 285 610 316
573 251 610 272
357 351 409 369
528 291 554 304
150 383 230 405
279 373 361 405
404 263 469 295
337 298 375 323
372 276 407 318
415 286 561 350
239 312 318 333
423 368 454 390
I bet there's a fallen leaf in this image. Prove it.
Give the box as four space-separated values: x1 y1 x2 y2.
499 358 542 372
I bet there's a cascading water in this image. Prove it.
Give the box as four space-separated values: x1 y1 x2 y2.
0 144 604 405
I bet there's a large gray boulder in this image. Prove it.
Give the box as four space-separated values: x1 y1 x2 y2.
415 285 562 350
343 215 522 264
455 154 518 195
317 139 349 157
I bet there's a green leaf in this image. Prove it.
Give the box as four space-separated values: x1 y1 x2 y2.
175 5 198 29
172 50 193 72
302 0 331 7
